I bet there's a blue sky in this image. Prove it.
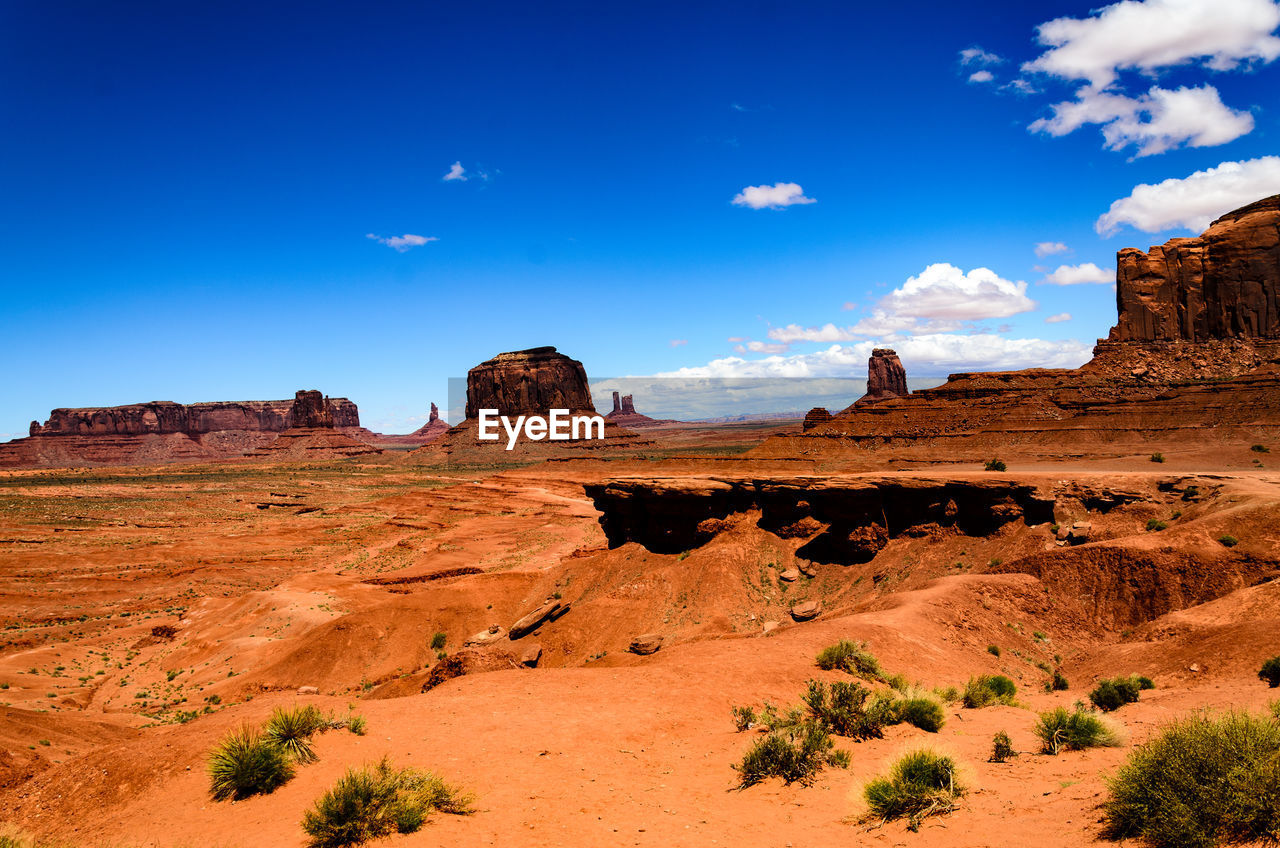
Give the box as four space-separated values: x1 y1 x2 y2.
3 0 1280 433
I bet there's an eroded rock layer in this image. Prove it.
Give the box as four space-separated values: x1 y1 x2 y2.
465 346 595 418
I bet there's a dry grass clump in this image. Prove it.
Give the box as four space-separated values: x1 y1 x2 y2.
961 674 1017 708
734 722 849 788
864 749 966 831
1033 706 1122 754
815 640 883 680
208 725 296 801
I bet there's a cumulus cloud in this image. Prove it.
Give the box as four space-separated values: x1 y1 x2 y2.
1030 84 1254 157
443 161 467 181
1042 262 1116 285
1045 313 1073 323
969 70 996 83
1096 155 1280 234
734 340 790 354
1023 0 1280 88
877 263 1036 322
366 233 439 252
731 182 816 210
658 336 1091 380
960 46 1004 66
1035 241 1070 257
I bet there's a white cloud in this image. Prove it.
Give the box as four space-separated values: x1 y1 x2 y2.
1023 0 1280 88
443 161 467 181
1030 84 1254 157
768 323 857 344
659 336 1091 380
366 233 439 252
1042 262 1115 285
669 339 688 347
731 182 816 210
960 46 1004 66
1045 313 1073 323
735 340 790 354
1003 78 1040 95
877 263 1036 322
1096 155 1280 234
1035 241 1070 257
969 70 996 83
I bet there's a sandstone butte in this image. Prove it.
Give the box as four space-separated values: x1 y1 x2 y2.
759 194 1280 461
604 390 675 428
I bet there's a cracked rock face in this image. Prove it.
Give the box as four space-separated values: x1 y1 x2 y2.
1111 195 1280 343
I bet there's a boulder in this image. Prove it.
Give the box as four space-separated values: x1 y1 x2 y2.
779 568 801 582
508 599 571 640
296 685 319 696
520 643 543 667
464 624 506 647
628 634 664 655
790 601 822 621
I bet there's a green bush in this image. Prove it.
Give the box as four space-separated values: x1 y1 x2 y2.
898 697 946 733
803 679 896 739
864 750 966 831
1033 706 1121 754
1150 452 1165 463
933 685 960 703
1089 675 1153 711
264 704 327 764
208 725 295 801
984 458 1007 472
986 644 1000 657
1252 444 1270 453
1259 657 1280 688
1104 710 1280 848
302 757 472 847
429 632 447 651
735 721 847 788
348 715 368 736
1050 670 1069 691
1219 534 1239 547
1146 518 1168 531
732 705 756 732
989 730 1016 763
814 640 883 680
961 675 1017 708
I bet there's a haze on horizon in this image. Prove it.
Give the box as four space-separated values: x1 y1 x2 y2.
4 0 1280 436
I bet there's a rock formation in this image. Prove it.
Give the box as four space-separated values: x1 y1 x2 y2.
774 195 1280 458
248 390 380 459
605 390 673 428
849 348 909 407
802 407 833 431
465 346 596 418
3 392 367 467
1111 195 1280 342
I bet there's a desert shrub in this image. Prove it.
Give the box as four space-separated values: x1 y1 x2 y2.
1252 444 1270 453
150 624 177 639
1104 710 1280 848
429 632 446 650
1150 452 1165 463
986 644 1000 657
756 702 806 732
984 458 1006 472
803 679 897 739
1049 669 1070 691
864 749 966 831
302 757 472 847
961 675 1017 708
732 705 756 732
898 697 946 733
1259 656 1280 688
883 672 910 692
735 721 847 788
264 704 327 764
348 715 368 736
1090 675 1153 711
933 685 960 703
814 640 883 680
989 730 1016 762
1146 518 1168 531
1034 706 1121 754
208 725 295 801
1219 534 1239 548
1270 700 1280 721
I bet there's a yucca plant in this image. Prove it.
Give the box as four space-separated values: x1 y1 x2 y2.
264 704 327 764
208 724 295 801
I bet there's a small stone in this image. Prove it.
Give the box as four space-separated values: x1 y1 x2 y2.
520 643 542 668
296 685 319 695
762 620 780 634
790 601 822 622
779 568 800 582
629 634 663 655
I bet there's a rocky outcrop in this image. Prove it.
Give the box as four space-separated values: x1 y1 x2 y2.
1111 195 1280 342
850 349 909 407
290 390 335 429
605 391 674 428
802 407 833 431
465 346 596 418
248 389 380 459
28 395 359 437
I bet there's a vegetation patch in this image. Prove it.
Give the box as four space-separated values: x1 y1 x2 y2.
961 675 1017 708
1259 656 1280 688
1089 674 1154 711
264 704 327 764
208 725 296 801
989 730 1016 763
803 679 897 740
735 722 848 788
302 757 473 847
815 640 883 680
1033 706 1121 754
1104 710 1280 848
864 749 966 831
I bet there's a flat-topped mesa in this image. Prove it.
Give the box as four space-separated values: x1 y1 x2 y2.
28 395 360 437
290 390 334 429
1110 195 1280 342
464 346 596 418
848 348 909 408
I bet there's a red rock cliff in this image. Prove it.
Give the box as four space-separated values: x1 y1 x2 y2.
464 346 596 418
1110 195 1280 342
28 395 360 437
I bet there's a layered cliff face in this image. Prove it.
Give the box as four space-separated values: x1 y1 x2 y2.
849 348 909 408
1111 195 1280 342
29 396 360 437
464 347 596 418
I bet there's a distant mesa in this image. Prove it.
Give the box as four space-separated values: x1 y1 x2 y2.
248 390 381 459
604 391 675 428
367 402 452 448
802 407 833 431
771 194 1280 457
